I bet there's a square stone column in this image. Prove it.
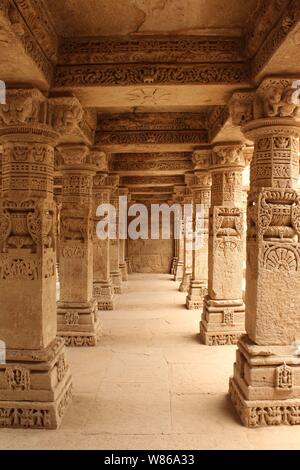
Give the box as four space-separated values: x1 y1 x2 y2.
186 169 212 309
110 182 123 294
172 185 185 282
0 89 72 429
179 187 194 293
228 78 300 426
119 187 129 282
200 144 246 345
57 144 102 346
93 174 115 310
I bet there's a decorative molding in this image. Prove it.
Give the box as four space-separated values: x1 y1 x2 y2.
98 113 208 132
59 35 245 65
245 0 288 58
110 153 192 173
96 130 208 146
250 0 300 77
13 0 58 62
121 175 184 186
55 63 250 88
207 106 230 141
0 0 53 82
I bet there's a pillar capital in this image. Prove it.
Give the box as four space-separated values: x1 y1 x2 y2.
0 88 58 144
211 143 246 171
229 77 300 128
49 94 96 146
192 148 211 171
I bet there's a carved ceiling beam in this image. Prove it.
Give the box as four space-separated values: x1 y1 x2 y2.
55 63 250 88
247 0 300 81
129 187 175 195
58 35 245 65
121 175 185 187
13 0 58 62
95 129 208 152
207 106 230 142
110 152 192 175
0 0 55 83
97 112 208 132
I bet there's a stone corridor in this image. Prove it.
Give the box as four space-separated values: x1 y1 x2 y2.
1 274 300 450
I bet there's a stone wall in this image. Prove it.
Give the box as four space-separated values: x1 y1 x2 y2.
128 237 174 273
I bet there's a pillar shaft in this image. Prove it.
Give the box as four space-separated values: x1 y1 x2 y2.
179 191 193 293
93 175 115 310
110 186 123 294
57 145 101 346
186 170 211 309
0 89 72 429
173 186 185 282
119 188 129 282
229 79 300 427
200 144 246 345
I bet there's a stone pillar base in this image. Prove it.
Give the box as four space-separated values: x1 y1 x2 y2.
125 258 133 274
200 297 245 345
179 272 192 293
186 281 207 310
0 338 72 429
93 281 115 310
111 271 123 294
174 261 184 282
229 335 300 427
57 299 102 347
119 263 128 282
171 257 178 275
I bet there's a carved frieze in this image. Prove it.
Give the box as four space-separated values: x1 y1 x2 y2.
207 106 230 142
13 0 58 62
55 63 250 88
59 35 244 65
121 176 184 187
0 0 53 82
98 112 208 132
110 153 192 173
96 130 208 146
250 0 300 77
245 0 288 58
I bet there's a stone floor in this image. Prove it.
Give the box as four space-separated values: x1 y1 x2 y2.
1 273 300 450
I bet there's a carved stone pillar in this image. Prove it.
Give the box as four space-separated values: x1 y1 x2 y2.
186 151 212 309
57 144 102 346
93 174 115 310
200 144 246 346
119 187 129 282
173 185 185 282
110 179 122 294
171 237 178 276
228 78 300 426
0 88 72 429
179 187 193 293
